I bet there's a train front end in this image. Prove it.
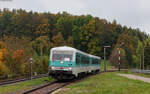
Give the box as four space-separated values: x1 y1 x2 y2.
49 47 75 80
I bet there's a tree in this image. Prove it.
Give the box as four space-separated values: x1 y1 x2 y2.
72 25 81 49
55 15 73 40
8 49 25 74
0 9 13 37
80 19 95 52
66 36 74 47
88 38 101 56
35 18 50 37
135 41 144 68
144 38 150 69
0 63 9 76
32 36 52 56
52 32 66 47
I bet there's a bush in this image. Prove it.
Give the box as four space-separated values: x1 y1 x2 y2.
33 55 49 74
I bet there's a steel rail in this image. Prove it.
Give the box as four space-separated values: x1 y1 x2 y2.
0 74 48 86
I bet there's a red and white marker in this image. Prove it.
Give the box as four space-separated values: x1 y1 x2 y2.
118 48 120 64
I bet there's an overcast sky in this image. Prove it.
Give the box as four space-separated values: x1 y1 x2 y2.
0 0 150 34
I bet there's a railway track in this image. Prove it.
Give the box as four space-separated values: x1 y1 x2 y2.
22 70 117 94
23 81 70 94
0 74 48 86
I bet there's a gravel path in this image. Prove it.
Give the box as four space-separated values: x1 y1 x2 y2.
118 74 150 83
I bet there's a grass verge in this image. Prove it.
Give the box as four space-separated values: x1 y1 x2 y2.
0 77 54 94
56 72 150 94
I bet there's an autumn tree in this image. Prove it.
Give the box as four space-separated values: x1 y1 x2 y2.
32 36 52 56
35 16 50 37
66 36 74 47
52 32 66 47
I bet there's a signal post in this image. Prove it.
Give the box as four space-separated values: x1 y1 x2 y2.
104 46 111 72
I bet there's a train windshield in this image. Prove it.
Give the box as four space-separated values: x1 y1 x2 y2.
52 50 73 61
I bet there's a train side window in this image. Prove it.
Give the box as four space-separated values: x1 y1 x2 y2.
76 53 80 64
92 58 98 64
96 59 98 64
85 56 88 64
87 57 89 64
92 59 94 64
81 55 86 64
80 55 90 64
84 56 87 64
82 56 84 64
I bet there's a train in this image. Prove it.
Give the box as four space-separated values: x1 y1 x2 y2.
49 46 101 80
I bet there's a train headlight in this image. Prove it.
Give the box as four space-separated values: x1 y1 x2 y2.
69 67 72 70
51 66 55 70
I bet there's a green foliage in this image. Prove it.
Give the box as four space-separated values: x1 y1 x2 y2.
144 38 150 69
56 16 73 40
133 41 144 68
33 55 49 74
32 36 52 56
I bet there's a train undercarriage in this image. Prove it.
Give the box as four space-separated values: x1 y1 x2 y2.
49 69 100 81
49 70 75 80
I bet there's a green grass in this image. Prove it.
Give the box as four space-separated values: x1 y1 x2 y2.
100 60 116 71
0 77 54 94
56 72 150 94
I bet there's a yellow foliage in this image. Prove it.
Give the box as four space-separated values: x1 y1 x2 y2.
0 50 2 63
0 63 9 76
0 42 7 63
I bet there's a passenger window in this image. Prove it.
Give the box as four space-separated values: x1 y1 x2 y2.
76 53 80 64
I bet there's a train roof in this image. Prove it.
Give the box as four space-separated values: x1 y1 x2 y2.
51 46 100 59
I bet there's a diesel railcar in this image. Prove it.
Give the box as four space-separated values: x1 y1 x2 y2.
49 46 101 80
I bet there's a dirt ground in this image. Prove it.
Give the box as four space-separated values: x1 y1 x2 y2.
118 74 150 83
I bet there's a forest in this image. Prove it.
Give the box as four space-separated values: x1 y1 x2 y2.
0 8 149 77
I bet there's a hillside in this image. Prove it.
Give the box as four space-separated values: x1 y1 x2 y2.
0 8 149 76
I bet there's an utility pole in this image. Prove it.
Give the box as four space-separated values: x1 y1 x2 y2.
104 46 111 72
104 48 106 72
143 48 144 70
